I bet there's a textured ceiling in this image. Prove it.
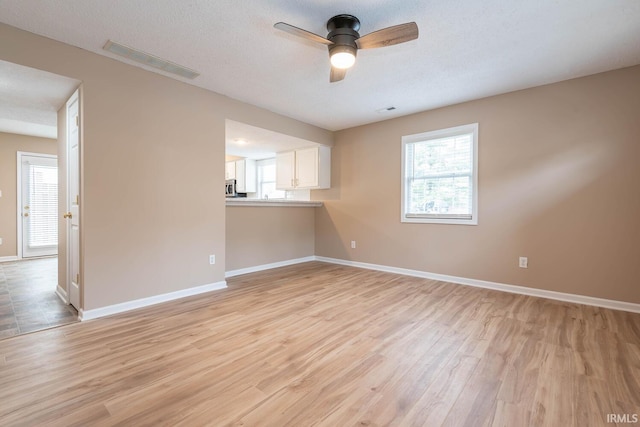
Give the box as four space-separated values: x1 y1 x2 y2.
0 60 80 138
0 0 639 132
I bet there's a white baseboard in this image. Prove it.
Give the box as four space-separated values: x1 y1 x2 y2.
79 280 228 321
315 256 640 314
225 256 316 278
55 285 69 304
0 256 18 263
77 256 638 320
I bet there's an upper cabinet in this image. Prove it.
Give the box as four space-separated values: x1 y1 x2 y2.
226 159 256 193
276 146 331 190
275 151 296 190
225 161 236 180
235 159 256 193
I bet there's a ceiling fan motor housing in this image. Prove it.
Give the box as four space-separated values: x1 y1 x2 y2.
327 14 360 59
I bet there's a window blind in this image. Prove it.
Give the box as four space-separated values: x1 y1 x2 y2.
28 164 58 248
405 133 473 219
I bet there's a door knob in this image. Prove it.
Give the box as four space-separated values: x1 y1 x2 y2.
23 212 29 217
63 212 73 219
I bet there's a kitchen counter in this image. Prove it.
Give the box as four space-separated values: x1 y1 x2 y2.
226 198 323 207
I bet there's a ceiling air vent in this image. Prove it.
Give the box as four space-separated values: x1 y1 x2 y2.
376 106 397 113
103 40 200 79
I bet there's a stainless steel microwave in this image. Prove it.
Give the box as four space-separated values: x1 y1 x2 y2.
225 179 236 197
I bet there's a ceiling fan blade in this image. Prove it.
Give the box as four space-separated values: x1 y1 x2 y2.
330 66 347 83
274 22 333 45
356 22 418 49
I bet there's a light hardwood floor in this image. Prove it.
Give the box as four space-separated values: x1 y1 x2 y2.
0 262 638 426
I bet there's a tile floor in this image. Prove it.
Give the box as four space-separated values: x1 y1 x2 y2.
0 257 78 339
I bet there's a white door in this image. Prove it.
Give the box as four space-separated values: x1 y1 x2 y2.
18 153 58 258
66 90 81 309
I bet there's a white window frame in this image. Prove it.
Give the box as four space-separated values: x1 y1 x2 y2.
401 123 478 225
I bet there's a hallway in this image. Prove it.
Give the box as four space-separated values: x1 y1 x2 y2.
0 257 77 339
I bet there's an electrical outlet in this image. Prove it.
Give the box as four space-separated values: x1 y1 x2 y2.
209 254 216 265
351 240 356 249
519 257 528 268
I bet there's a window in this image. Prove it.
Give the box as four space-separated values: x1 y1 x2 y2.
401 123 478 225
28 164 58 247
256 158 285 199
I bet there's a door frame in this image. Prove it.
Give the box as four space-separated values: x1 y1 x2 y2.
16 151 59 260
65 88 82 311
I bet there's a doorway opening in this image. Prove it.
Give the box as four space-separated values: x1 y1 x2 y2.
0 59 81 339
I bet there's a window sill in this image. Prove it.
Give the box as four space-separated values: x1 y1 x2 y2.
401 216 477 225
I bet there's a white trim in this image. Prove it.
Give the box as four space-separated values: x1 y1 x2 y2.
55 285 69 304
401 123 479 225
0 256 18 263
315 256 640 314
225 256 316 278
79 280 227 321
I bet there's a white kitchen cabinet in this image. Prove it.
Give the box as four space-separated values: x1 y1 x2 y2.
276 146 330 190
235 159 256 193
226 159 256 192
275 151 296 190
225 161 236 180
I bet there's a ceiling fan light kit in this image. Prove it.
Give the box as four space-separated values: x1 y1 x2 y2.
274 14 418 82
329 46 356 69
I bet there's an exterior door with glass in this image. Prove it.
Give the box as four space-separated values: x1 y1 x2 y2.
19 153 58 258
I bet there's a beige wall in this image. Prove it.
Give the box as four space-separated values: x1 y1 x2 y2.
0 132 57 258
316 65 640 304
226 206 315 271
0 23 333 310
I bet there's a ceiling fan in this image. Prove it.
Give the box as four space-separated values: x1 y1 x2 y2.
274 14 419 82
